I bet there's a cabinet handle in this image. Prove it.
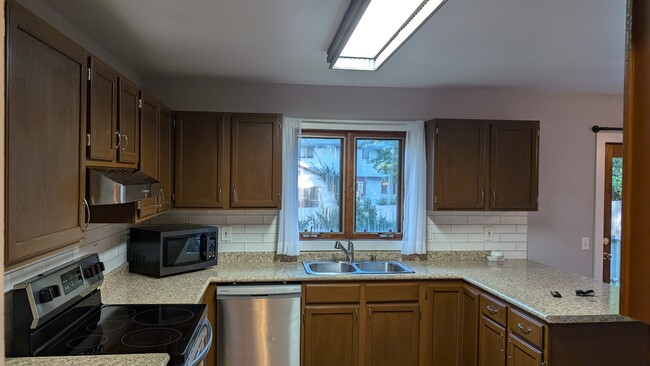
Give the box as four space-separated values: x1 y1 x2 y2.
517 323 533 334
481 190 485 206
486 305 498 314
218 188 222 202
424 289 429 300
121 132 129 151
157 189 164 209
233 189 237 203
499 333 503 352
114 130 122 149
354 308 359 323
492 190 496 206
82 198 90 231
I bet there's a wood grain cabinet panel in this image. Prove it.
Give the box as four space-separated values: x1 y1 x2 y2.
5 1 87 268
174 112 226 208
303 305 360 366
507 335 542 366
461 285 480 366
117 77 140 165
157 105 174 212
479 315 507 366
137 92 159 221
365 303 420 366
420 283 463 366
426 119 539 211
230 113 282 208
87 56 118 162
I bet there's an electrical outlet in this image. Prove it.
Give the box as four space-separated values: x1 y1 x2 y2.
221 226 232 242
485 226 494 241
581 237 590 250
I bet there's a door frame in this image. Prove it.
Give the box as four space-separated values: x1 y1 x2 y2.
593 132 623 281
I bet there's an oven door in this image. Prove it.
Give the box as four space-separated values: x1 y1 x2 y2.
185 318 213 366
162 233 210 268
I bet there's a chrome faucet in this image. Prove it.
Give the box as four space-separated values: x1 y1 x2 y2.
334 240 355 262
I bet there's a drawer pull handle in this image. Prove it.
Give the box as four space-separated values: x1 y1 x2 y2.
486 305 499 314
517 323 533 334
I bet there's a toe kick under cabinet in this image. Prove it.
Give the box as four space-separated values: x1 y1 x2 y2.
301 281 649 366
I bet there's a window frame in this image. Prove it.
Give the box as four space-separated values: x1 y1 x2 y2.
299 129 405 241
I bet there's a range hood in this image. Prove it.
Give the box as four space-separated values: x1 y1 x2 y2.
87 168 160 205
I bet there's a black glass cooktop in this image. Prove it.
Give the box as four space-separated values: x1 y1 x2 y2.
40 304 206 358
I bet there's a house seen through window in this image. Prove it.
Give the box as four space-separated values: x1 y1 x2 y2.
298 130 404 240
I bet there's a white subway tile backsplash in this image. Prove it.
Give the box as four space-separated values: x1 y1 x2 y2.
485 242 517 251
452 211 485 216
245 209 280 215
468 216 501 225
230 226 246 234
427 241 452 251
264 215 278 225
434 233 467 242
452 225 484 234
218 243 246 252
486 211 517 216
150 214 189 224
429 224 452 234
45 251 74 271
227 216 264 225
245 225 277 234
169 209 209 215
500 234 527 242
501 250 527 259
244 243 276 252
263 234 278 243
433 216 468 225
230 233 264 243
516 242 528 251
451 242 485 251
500 216 527 225
493 225 517 234
189 215 228 225
517 225 528 233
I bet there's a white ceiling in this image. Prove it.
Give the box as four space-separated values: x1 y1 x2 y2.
41 0 626 94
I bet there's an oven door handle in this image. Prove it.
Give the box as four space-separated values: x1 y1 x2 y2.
187 318 213 366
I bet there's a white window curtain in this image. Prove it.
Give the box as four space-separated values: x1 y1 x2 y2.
277 117 302 256
401 121 427 255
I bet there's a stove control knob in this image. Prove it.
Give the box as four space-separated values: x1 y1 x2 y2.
95 261 105 273
39 285 61 304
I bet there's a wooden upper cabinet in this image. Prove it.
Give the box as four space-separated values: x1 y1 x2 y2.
429 119 488 210
137 92 159 221
117 77 140 164
157 105 174 212
87 56 118 161
426 119 539 211
174 112 226 208
229 113 282 208
489 121 539 210
6 1 87 268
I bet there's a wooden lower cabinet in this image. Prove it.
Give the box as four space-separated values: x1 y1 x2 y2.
420 282 462 366
479 315 506 366
303 305 360 366
366 303 420 366
507 335 542 366
461 285 479 366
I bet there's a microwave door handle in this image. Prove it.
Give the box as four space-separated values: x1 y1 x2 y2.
200 234 208 261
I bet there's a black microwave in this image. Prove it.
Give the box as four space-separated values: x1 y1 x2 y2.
128 224 218 277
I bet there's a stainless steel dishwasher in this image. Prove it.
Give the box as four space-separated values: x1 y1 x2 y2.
216 283 301 366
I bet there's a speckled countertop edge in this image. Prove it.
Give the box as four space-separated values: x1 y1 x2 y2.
4 354 170 366
100 258 629 324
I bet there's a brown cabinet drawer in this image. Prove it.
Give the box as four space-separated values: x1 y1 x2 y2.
508 308 544 349
304 283 361 304
480 293 507 326
365 282 420 303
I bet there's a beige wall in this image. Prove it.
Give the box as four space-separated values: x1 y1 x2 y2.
145 78 623 277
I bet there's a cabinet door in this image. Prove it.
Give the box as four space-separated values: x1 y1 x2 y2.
174 112 226 208
6 2 86 267
87 56 118 162
421 283 462 366
489 121 539 210
137 92 159 220
461 286 480 366
507 335 543 366
479 315 507 366
157 105 174 212
117 77 139 164
430 119 488 210
303 305 359 366
230 113 282 208
366 303 420 366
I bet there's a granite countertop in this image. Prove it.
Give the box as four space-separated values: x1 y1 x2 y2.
6 257 626 366
101 258 626 324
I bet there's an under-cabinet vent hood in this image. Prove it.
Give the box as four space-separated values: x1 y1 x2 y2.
87 168 160 205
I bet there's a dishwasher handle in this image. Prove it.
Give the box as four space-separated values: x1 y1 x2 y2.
216 284 302 298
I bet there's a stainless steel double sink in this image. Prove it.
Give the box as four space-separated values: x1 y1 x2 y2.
302 260 414 275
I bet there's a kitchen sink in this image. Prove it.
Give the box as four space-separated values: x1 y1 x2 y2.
302 260 414 275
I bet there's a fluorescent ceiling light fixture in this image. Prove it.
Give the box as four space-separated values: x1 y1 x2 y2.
327 0 447 71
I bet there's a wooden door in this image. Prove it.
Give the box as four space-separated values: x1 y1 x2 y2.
137 92 159 220
117 77 139 165
6 1 87 268
429 119 488 210
461 286 480 366
603 143 623 284
230 113 282 208
303 305 360 366
421 283 462 366
507 335 542 366
87 56 118 162
479 315 506 366
365 303 420 366
489 121 539 210
157 105 174 212
174 112 226 208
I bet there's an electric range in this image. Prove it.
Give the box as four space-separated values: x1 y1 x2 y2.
9 254 212 366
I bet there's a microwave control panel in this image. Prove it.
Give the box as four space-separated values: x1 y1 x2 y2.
204 233 217 260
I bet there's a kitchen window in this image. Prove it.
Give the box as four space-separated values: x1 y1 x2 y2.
298 130 405 240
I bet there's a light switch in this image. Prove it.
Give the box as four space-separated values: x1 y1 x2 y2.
581 237 590 250
221 226 232 242
485 226 494 241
